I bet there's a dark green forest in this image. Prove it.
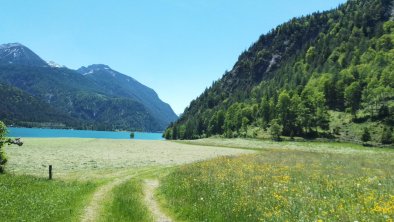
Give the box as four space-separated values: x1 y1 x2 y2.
0 64 177 132
165 0 394 145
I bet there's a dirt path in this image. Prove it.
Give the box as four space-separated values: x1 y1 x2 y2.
144 179 173 222
80 174 136 222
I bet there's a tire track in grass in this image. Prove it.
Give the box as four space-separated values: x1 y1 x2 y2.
144 179 172 222
80 168 157 222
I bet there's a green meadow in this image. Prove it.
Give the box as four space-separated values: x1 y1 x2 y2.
1 138 251 221
159 144 394 221
1 138 393 221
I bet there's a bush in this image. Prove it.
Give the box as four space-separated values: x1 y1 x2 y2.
269 119 283 141
0 121 23 173
130 132 135 139
333 126 341 135
361 127 371 145
0 121 8 173
381 127 393 144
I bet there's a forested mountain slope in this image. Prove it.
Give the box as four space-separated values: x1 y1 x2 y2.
0 83 75 128
0 44 177 132
77 64 178 129
165 0 394 144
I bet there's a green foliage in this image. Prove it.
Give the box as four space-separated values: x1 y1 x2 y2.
163 127 172 140
361 127 371 143
344 81 362 116
166 0 394 144
269 119 282 141
381 126 393 144
0 121 8 173
260 97 271 127
130 132 135 139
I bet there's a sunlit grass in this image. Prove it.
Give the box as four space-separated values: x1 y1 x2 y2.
0 174 96 221
160 149 394 221
100 179 153 222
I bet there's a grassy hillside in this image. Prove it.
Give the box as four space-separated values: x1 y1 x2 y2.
165 0 394 145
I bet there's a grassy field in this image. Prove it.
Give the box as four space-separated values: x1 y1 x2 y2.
0 174 96 221
160 139 394 221
3 137 394 221
5 138 253 180
2 138 253 221
180 137 394 153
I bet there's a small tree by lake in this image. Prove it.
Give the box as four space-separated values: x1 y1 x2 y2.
0 121 23 173
130 132 135 139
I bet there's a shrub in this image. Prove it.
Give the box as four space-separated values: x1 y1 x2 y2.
0 121 8 173
0 121 23 173
361 127 371 145
381 126 393 144
269 119 282 141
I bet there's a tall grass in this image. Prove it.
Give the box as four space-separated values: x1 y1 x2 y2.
100 179 152 222
159 150 394 221
0 174 96 221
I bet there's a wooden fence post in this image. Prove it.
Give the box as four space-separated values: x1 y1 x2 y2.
49 165 52 180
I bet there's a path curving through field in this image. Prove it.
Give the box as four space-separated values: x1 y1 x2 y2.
144 179 173 222
80 174 136 222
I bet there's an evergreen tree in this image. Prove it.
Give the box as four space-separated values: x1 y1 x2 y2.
381 127 393 144
269 119 283 141
361 127 371 144
344 81 362 117
260 97 271 127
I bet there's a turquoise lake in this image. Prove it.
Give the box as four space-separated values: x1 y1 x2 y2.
7 127 164 140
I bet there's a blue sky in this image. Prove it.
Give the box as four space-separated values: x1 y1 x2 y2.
1 0 346 114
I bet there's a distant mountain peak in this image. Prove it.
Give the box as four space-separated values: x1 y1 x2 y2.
77 64 113 75
47 60 65 68
0 42 24 49
0 42 48 67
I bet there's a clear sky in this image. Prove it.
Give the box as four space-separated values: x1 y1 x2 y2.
1 0 346 114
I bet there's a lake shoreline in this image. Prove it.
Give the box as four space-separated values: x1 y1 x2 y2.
7 127 164 140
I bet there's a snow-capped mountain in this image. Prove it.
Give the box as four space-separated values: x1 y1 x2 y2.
77 64 178 126
0 43 48 67
47 60 65 68
77 64 114 75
